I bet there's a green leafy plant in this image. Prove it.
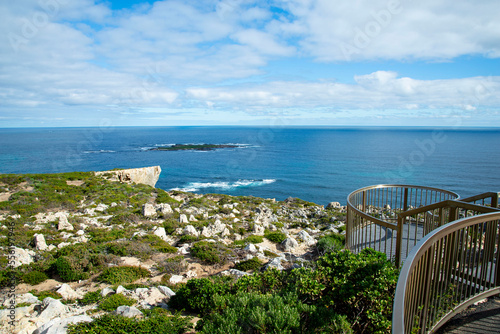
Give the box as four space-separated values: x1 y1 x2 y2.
98 293 136 311
79 290 102 306
68 312 191 334
99 266 150 285
190 241 232 265
22 271 48 285
264 231 287 244
234 257 262 272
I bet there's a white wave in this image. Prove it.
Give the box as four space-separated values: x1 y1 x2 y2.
171 179 276 192
83 150 116 154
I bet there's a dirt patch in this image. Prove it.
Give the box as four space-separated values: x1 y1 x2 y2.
66 180 85 186
0 192 11 202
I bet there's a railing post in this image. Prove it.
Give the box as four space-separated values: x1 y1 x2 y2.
396 215 403 267
492 193 499 209
404 188 409 212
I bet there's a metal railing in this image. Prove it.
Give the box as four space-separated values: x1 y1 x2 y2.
392 212 500 333
346 185 459 264
461 192 499 208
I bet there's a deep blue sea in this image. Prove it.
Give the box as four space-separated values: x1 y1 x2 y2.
0 126 499 205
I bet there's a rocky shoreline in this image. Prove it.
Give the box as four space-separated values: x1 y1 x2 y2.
0 167 347 334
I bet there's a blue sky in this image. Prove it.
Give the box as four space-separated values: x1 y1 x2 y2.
1 0 500 127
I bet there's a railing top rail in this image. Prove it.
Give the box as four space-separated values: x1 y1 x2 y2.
347 184 460 205
348 204 398 230
460 192 499 203
392 211 500 334
397 199 500 218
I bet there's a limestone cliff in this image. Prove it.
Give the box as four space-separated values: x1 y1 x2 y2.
95 166 161 188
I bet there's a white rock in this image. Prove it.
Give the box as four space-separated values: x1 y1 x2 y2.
143 203 156 217
245 244 258 253
115 305 143 318
33 234 48 251
57 215 73 231
12 247 35 267
297 230 316 246
183 225 199 237
153 226 170 242
36 297 70 323
189 214 197 221
116 285 129 295
95 203 109 212
264 258 284 271
76 230 85 236
179 214 189 224
220 269 250 277
56 284 83 300
47 245 56 252
101 287 115 297
157 203 173 214
327 202 342 209
281 237 299 251
158 286 176 298
253 224 265 235
169 275 184 284
33 315 93 334
57 242 72 249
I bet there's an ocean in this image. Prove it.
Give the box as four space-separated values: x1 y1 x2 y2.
0 126 499 206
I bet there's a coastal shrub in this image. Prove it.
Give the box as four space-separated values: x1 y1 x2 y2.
98 293 136 311
190 241 232 265
163 219 181 234
198 292 314 333
169 277 233 315
22 271 48 285
55 256 89 282
106 240 153 259
163 256 188 276
67 312 191 334
32 290 62 300
99 266 150 285
264 231 287 244
79 290 101 305
317 233 345 254
232 268 287 295
234 257 262 272
138 235 178 254
232 235 264 246
155 189 179 205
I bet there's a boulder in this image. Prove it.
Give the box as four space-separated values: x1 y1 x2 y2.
183 225 199 237
157 203 173 214
114 305 143 318
143 203 156 217
264 257 284 271
297 230 316 246
253 224 265 235
101 287 116 297
220 269 250 277
157 286 176 298
35 297 70 323
12 247 35 267
179 214 189 224
33 234 48 251
57 215 73 231
153 226 171 242
95 166 161 188
169 275 184 284
95 203 109 212
281 237 299 251
56 284 83 300
244 244 258 253
327 202 342 209
33 315 92 334
116 285 129 295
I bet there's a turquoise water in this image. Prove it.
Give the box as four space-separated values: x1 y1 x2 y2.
0 126 499 205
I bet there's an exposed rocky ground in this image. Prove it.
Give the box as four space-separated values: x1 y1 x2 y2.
0 168 347 334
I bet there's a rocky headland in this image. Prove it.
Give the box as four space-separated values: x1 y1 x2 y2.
0 167 366 334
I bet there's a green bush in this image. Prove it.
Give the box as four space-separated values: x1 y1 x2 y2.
198 292 314 333
31 290 62 300
190 241 232 265
55 256 89 282
233 235 264 246
264 231 287 243
169 277 232 315
317 233 345 254
98 293 135 311
22 271 48 285
234 257 262 272
68 312 191 334
163 256 188 275
79 290 101 305
99 266 150 285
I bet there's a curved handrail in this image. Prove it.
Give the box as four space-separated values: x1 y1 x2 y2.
346 185 459 263
392 212 500 333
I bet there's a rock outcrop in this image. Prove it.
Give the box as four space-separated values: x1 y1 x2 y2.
95 166 161 188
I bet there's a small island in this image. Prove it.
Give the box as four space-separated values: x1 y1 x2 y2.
151 143 239 151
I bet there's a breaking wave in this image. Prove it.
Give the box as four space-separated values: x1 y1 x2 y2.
171 179 276 192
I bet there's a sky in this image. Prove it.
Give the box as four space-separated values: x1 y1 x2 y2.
1 0 500 127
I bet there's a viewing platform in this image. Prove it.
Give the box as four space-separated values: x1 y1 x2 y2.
346 185 500 333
